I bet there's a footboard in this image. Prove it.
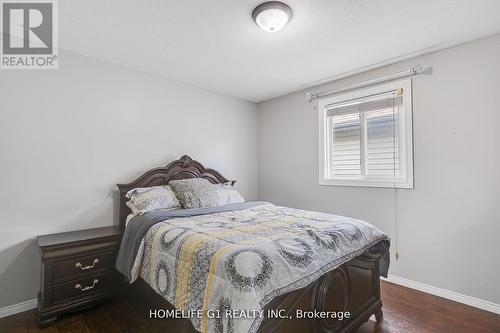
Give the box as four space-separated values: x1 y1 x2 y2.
129 250 383 333
258 251 382 333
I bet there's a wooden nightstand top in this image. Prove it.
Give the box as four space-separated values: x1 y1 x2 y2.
37 226 121 248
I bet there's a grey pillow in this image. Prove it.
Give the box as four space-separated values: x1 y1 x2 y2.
169 178 244 209
125 185 181 214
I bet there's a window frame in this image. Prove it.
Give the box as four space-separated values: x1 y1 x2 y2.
318 79 414 188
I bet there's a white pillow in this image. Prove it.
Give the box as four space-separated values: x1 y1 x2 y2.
126 185 181 214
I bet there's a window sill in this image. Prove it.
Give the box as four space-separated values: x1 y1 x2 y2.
319 178 414 189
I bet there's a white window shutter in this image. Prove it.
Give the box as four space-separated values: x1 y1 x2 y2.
328 113 361 178
366 108 400 177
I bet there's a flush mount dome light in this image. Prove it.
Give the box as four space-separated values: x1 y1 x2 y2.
252 1 292 32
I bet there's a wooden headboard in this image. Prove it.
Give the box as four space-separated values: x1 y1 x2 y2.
116 155 235 232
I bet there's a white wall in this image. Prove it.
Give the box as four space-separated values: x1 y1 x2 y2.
0 50 258 308
258 35 500 304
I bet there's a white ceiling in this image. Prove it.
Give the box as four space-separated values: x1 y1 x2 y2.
59 0 500 102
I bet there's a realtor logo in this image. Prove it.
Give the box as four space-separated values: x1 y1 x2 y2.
1 0 58 69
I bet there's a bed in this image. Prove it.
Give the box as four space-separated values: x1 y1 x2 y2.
116 155 389 333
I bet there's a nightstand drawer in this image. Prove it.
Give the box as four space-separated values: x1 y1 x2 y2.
52 272 118 304
53 251 116 281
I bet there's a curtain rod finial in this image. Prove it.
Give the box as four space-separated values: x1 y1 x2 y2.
414 64 433 75
306 92 314 102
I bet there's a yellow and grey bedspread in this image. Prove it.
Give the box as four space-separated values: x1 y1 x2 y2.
117 202 389 333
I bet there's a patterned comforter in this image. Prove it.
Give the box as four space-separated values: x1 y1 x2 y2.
119 202 390 333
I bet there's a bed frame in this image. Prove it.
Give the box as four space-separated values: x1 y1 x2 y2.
117 155 384 333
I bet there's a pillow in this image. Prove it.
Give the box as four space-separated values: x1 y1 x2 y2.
125 185 181 214
169 178 244 209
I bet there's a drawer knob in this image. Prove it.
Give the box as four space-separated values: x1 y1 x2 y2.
75 258 99 270
75 279 99 292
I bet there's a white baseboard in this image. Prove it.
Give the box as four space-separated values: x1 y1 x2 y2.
0 299 37 319
383 274 500 315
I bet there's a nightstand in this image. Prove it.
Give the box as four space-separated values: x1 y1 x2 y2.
36 226 122 327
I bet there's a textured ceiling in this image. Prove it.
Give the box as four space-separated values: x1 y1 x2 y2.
59 0 500 102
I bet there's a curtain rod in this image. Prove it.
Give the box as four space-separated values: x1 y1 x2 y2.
306 65 432 102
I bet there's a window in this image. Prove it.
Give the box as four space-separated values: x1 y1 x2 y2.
318 79 413 188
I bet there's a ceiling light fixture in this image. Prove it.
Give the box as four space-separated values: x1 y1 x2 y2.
252 1 292 32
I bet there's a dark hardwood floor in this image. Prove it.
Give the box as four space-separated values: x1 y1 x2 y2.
1 281 499 333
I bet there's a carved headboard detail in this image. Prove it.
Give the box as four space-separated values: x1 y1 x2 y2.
116 155 235 232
